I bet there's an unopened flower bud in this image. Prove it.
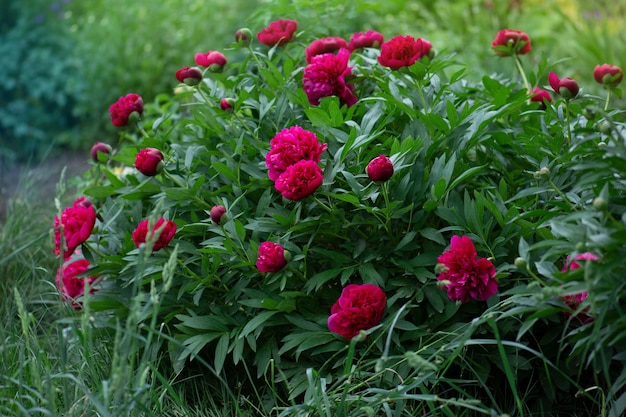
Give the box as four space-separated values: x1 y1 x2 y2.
220 98 235 112
90 141 112 162
596 120 611 134
514 257 527 269
539 167 550 177
592 197 607 210
175 67 203 86
134 148 164 176
575 242 586 252
366 154 394 182
235 28 252 47
210 205 227 225
583 106 597 121
593 64 624 88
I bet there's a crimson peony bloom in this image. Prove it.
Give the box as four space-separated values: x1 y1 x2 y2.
366 154 394 182
109 93 144 127
305 36 348 63
194 51 227 71
303 48 357 107
593 64 624 88
256 242 288 272
328 284 386 340
491 29 531 57
548 72 579 99
437 235 498 303
265 126 327 181
274 160 324 201
348 30 384 51
131 218 177 251
210 205 227 224
560 252 599 324
54 197 97 259
90 141 112 162
256 19 298 47
135 148 164 176
56 259 97 309
175 67 203 86
377 35 432 69
529 87 552 109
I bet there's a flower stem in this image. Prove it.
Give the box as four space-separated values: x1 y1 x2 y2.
513 55 531 92
565 101 572 147
604 88 612 112
313 196 333 213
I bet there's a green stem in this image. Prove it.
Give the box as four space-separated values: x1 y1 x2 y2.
565 101 572 147
313 196 333 213
162 170 212 210
548 178 575 212
604 88 612 112
513 55 531 92
136 122 150 139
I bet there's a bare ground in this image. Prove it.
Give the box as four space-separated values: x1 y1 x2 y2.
0 150 91 222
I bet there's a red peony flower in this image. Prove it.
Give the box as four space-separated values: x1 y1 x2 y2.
305 36 348 63
194 51 227 71
274 160 324 201
560 252 599 324
548 72 579 99
54 197 97 259
90 141 112 163
210 205 227 224
366 154 394 182
256 242 288 273
175 67 203 86
56 258 97 309
256 19 298 47
109 93 144 127
529 87 552 109
303 48 357 107
131 218 177 251
328 284 386 340
593 64 624 88
491 29 531 57
437 235 498 303
265 126 327 181
348 30 384 51
377 35 432 69
134 148 164 176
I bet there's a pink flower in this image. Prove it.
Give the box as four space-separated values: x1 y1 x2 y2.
593 64 624 88
90 142 112 163
109 93 144 127
491 29 531 57
131 218 177 251
194 51 227 71
220 98 235 112
256 242 288 273
366 154 394 182
175 67 203 86
548 72 579 99
56 259 97 309
265 126 327 181
135 148 164 176
560 252 599 324
256 19 298 47
54 197 97 259
210 205 227 224
328 284 386 340
348 30 384 51
562 252 600 271
529 87 552 109
377 35 432 69
305 36 348 63
437 235 498 303
303 48 357 107
274 160 324 201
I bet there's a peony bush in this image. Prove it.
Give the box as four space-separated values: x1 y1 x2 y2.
55 19 626 415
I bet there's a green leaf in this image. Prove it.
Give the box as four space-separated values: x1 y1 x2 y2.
238 311 278 340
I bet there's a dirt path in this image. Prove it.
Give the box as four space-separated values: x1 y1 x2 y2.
0 150 91 221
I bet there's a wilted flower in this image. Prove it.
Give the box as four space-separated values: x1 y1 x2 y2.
135 148 164 176
256 19 298 47
366 154 394 182
131 218 177 251
378 35 432 69
348 30 384 51
437 235 498 303
90 141 112 162
305 36 348 63
303 48 357 107
256 242 288 272
109 93 144 127
593 64 624 88
548 72 579 99
194 51 227 71
175 67 203 86
54 197 97 259
265 126 327 181
491 29 531 57
328 284 386 340
274 160 324 201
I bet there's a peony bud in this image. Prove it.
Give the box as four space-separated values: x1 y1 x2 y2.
596 120 612 134
583 106 597 121
90 141 112 162
491 29 531 57
592 197 607 211
539 167 550 177
366 154 394 182
593 64 624 88
194 51 227 72
220 98 235 112
210 205 227 224
514 257 527 269
529 87 552 109
548 72 579 99
235 28 252 47
175 67 203 86
134 148 164 176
